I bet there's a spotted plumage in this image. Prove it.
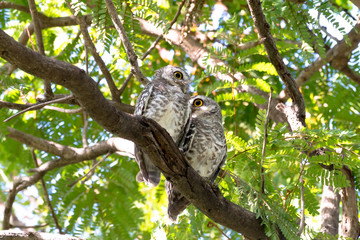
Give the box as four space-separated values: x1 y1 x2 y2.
134 65 191 187
166 95 227 221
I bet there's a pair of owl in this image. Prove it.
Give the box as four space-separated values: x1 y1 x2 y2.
134 65 227 222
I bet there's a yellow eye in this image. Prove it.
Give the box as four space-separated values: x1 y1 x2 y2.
193 99 203 107
173 71 183 79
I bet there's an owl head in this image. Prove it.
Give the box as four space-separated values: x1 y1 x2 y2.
189 95 222 120
153 65 191 93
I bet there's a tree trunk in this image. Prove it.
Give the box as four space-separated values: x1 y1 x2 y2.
320 185 340 236
340 166 360 239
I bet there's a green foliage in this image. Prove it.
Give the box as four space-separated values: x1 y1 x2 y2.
1 0 360 239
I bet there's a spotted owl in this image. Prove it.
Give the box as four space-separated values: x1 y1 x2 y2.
134 65 191 187
166 95 227 221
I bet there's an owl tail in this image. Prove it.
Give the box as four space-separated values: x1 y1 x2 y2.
136 171 161 187
135 146 161 187
166 180 191 222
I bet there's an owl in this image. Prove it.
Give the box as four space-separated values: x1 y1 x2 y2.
166 95 227 222
134 65 191 187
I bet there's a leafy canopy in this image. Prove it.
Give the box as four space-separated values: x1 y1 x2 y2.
1 0 360 239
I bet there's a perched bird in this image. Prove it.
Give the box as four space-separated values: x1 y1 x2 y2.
166 95 227 222
134 65 191 187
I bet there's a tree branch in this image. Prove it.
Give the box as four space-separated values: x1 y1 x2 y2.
137 18 246 83
295 23 360 87
6 127 134 160
0 97 134 114
261 90 272 194
247 0 306 128
118 0 187 94
67 2 120 100
4 95 74 122
104 0 148 85
27 0 53 99
0 29 269 239
31 149 63 233
0 230 83 240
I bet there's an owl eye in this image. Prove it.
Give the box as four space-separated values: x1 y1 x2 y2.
193 99 203 107
173 71 183 79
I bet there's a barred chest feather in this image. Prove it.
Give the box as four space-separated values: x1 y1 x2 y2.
184 122 226 178
143 85 189 143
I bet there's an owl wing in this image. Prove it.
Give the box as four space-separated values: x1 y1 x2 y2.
209 150 227 182
166 115 193 221
134 83 161 187
179 120 196 153
134 83 154 116
209 125 227 182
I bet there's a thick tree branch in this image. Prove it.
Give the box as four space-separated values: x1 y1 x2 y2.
139 118 268 239
6 127 134 160
0 29 269 239
247 0 306 128
3 127 135 229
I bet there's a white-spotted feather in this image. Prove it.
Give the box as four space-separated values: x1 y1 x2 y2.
134 65 191 188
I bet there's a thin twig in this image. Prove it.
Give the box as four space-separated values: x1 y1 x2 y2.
67 152 111 188
82 153 110 183
25 26 36 51
82 111 89 148
66 3 120 101
104 0 149 85
118 0 187 95
43 106 83 114
4 94 74 122
31 149 63 234
337 144 360 157
2 180 20 230
117 74 133 96
297 161 305 236
28 0 53 99
27 0 44 54
142 0 187 60
85 45 88 74
295 142 315 236
10 223 48 229
260 89 272 194
207 221 231 240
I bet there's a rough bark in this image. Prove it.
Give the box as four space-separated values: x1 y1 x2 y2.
340 167 360 239
320 185 340 236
